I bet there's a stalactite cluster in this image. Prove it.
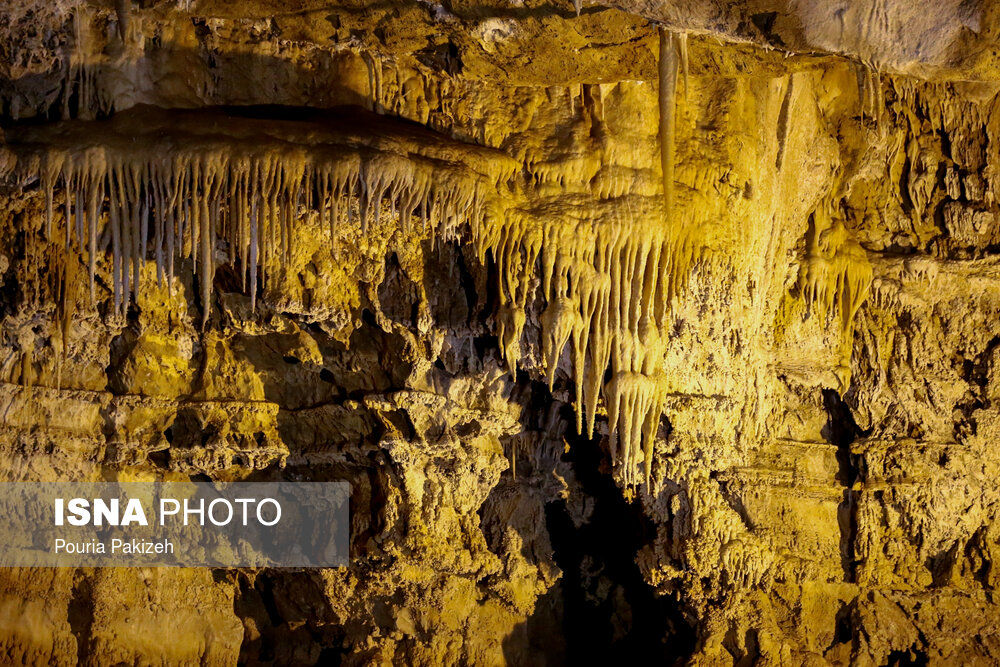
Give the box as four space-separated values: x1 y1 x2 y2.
1 89 722 489
476 28 704 487
473 194 705 487
5 105 516 326
1 27 874 493
6 0 999 663
799 205 873 335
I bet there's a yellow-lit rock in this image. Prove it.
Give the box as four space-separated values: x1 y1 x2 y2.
1 0 999 664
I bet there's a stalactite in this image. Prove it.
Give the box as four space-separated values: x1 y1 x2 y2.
4 98 725 488
56 250 75 390
655 28 712 309
658 27 678 222
21 228 77 390
474 196 675 487
677 33 689 104
20 345 33 389
856 63 868 124
361 52 386 114
799 208 873 335
872 67 885 136
70 9 84 118
7 106 515 327
472 34 715 488
65 8 113 121
113 0 130 44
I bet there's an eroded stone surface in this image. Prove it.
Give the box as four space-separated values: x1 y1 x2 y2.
1 0 1000 664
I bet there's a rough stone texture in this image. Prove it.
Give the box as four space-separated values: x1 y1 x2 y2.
1 0 1000 665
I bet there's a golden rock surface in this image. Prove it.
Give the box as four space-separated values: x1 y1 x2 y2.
0 0 999 664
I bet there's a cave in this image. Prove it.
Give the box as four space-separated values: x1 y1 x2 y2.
1 0 1000 664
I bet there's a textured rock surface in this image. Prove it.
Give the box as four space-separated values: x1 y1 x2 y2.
1 0 1000 664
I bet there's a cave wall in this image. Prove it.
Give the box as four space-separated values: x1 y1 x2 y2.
1 0 1000 665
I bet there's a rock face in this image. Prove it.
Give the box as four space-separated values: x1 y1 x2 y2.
1 0 1000 664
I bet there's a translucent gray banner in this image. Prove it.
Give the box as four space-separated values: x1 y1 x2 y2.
0 482 349 567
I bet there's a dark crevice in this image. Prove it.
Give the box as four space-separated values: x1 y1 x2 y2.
503 401 694 665
828 599 857 654
67 570 94 666
105 326 140 395
954 335 999 440
148 448 170 469
716 477 755 532
774 76 793 170
887 647 930 666
454 242 479 327
723 626 760 666
235 574 277 664
822 388 864 583
750 12 784 47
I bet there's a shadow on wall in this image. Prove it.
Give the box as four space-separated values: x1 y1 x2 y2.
0 36 374 124
0 34 476 130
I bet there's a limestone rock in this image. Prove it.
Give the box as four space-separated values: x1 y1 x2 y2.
1 0 1000 664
